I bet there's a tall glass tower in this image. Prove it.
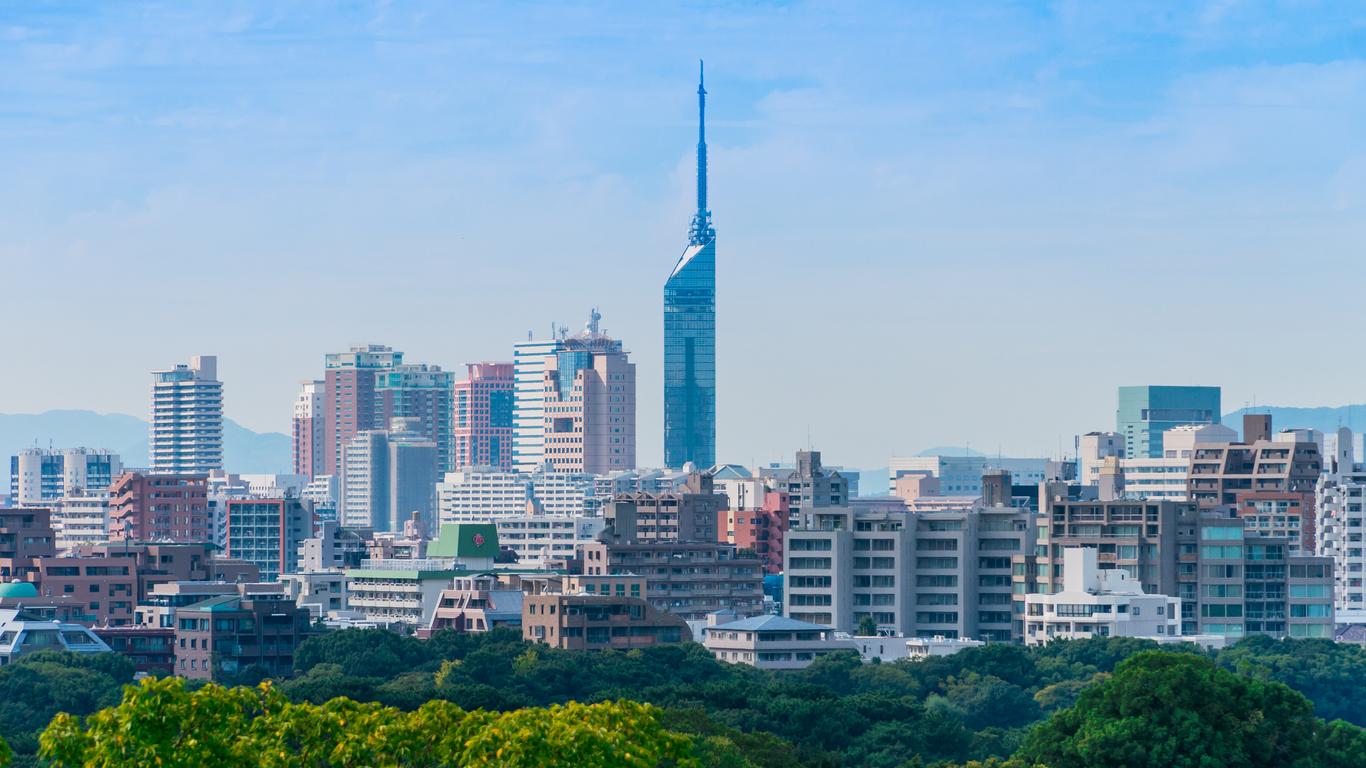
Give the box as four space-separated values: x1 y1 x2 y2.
664 61 717 470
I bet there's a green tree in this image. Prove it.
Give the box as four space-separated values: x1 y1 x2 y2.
1017 650 1358 768
39 676 722 768
857 616 879 637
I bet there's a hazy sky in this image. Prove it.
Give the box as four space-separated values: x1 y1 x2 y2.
3 1 1366 470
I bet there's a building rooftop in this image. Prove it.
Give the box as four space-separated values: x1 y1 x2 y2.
710 615 830 633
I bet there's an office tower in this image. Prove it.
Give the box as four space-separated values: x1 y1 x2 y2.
108 472 212 542
1189 415 1322 552
322 344 402 477
149 355 223 474
292 380 325 479
542 312 636 474
453 362 515 471
376 364 454 472
224 497 313 581
9 448 122 504
513 335 565 473
1116 385 1221 459
340 419 438 533
663 61 717 470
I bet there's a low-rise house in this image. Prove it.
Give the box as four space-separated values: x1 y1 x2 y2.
702 615 855 670
0 608 111 664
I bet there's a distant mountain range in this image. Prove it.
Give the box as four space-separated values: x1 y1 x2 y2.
0 410 291 485
1222 405 1366 436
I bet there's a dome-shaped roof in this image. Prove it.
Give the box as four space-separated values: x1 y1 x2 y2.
0 582 38 599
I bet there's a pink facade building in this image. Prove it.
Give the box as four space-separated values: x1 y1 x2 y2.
453 362 515 471
292 380 325 479
718 490 790 576
108 472 212 543
323 345 402 478
541 331 636 474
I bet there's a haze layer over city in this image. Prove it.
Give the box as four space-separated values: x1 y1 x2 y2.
6 3 1366 470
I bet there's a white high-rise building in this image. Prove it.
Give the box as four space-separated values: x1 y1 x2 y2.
9 448 122 504
52 494 110 554
512 337 563 473
1077 432 1124 487
340 420 438 533
149 355 223 474
1316 427 1366 620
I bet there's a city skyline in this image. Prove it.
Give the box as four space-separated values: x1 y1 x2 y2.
5 2 1366 470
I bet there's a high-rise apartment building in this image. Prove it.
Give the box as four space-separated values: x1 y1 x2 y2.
1116 385 1221 459
149 356 223 474
292 380 325 479
9 448 122 504
108 472 212 542
542 314 636 474
663 62 717 470
1316 427 1366 618
340 419 438 533
376 364 455 473
453 362 514 471
322 344 402 477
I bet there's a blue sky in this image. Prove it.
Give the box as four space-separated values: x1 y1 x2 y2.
3 1 1366 469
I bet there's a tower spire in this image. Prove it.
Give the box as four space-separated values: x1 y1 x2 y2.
697 59 707 214
687 59 715 246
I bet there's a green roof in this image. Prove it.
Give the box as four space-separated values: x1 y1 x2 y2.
0 582 39 599
426 523 499 559
345 569 463 581
181 595 243 612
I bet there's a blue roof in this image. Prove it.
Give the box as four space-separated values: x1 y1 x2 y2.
710 615 830 632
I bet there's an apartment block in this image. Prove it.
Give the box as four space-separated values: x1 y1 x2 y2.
108 472 212 543
225 497 314 580
0 508 57 581
9 448 122 504
523 574 689 650
1189 415 1322 551
718 486 789 575
376 364 455 473
174 595 311 680
578 539 764 621
603 472 725 544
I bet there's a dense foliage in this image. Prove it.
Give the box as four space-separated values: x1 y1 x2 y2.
1017 651 1366 768
5 631 1366 766
40 676 712 768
